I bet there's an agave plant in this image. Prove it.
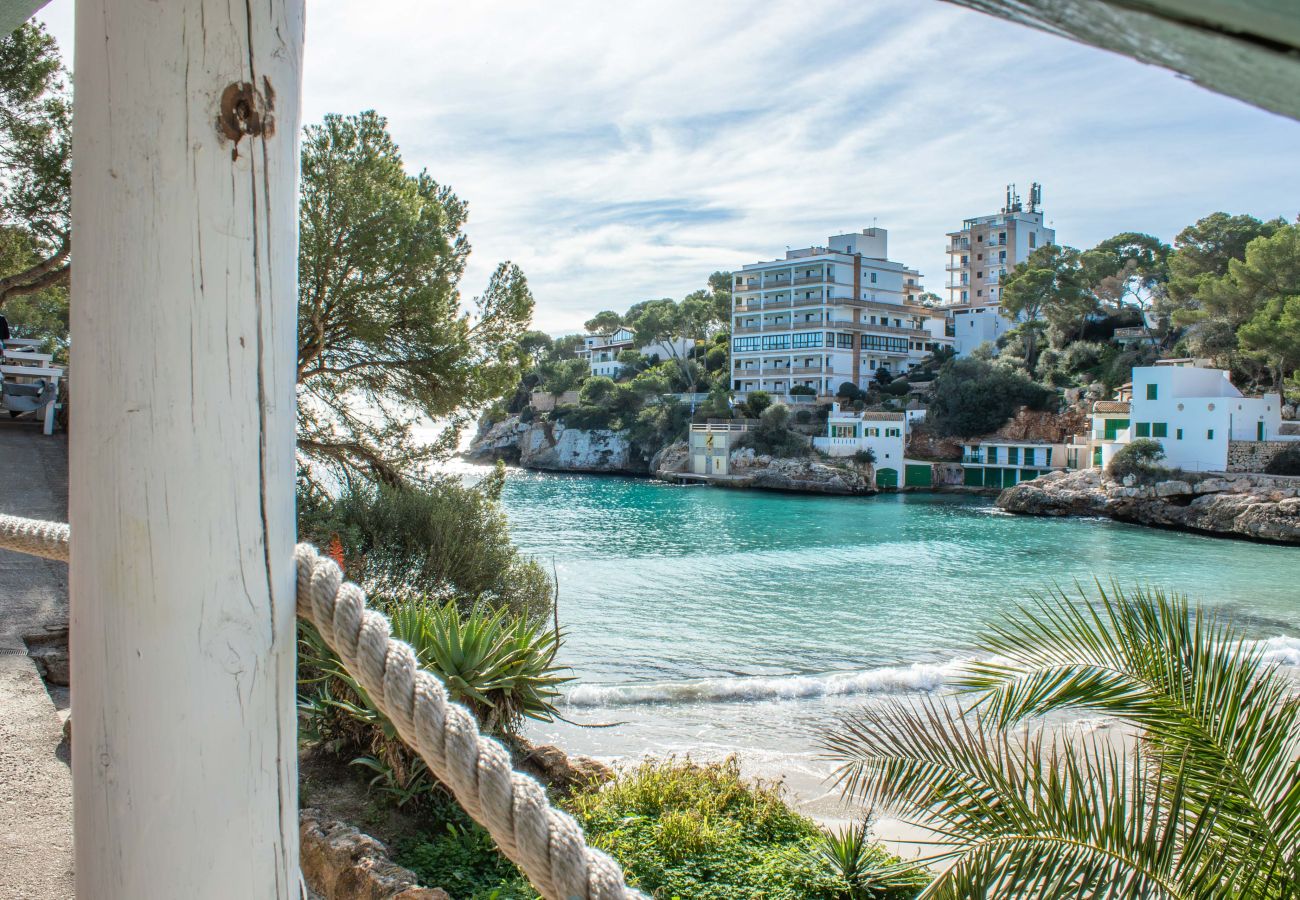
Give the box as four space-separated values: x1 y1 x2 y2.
297 595 570 806
810 819 929 899
823 584 1300 899
388 598 571 734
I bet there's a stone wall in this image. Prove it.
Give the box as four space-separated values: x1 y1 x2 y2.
1226 440 1295 473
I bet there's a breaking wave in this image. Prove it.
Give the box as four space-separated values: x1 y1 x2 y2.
564 636 1300 709
564 659 966 708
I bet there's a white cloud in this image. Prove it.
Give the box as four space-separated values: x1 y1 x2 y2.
35 0 1300 332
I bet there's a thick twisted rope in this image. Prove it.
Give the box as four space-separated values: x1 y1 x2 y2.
0 513 68 562
0 514 643 900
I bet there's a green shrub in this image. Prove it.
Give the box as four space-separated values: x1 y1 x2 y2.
853 448 876 466
551 402 613 430
837 382 864 402
928 357 1057 438
1265 444 1300 476
789 384 817 396
812 820 929 900
297 470 551 623
564 758 924 900
396 795 535 900
734 403 809 457
1107 437 1167 480
741 389 773 418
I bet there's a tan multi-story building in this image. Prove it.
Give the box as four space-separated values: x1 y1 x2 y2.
944 184 1055 355
730 228 951 399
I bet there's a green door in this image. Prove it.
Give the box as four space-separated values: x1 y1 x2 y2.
905 464 932 487
984 467 1002 488
964 466 983 487
1021 469 1037 482
876 467 898 488
1258 421 1266 441
1003 468 1018 488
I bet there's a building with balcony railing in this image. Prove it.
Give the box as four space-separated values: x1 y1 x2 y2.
942 183 1055 356
730 228 945 396
959 439 1069 488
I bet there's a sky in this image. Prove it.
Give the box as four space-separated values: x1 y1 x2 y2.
34 0 1300 334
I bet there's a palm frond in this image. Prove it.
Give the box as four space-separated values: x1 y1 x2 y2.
823 692 1277 899
954 582 1300 889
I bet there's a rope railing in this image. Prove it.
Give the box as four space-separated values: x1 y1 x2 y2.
0 513 644 900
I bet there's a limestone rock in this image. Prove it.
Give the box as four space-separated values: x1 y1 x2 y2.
516 741 615 797
997 468 1300 544
465 415 645 473
650 440 690 478
299 809 449 900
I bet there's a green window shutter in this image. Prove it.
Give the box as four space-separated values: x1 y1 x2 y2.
1024 448 1036 466
987 447 998 464
1008 447 1019 465
1207 429 1214 440
1176 428 1183 440
1146 383 1158 400
1153 423 1168 438
1136 423 1151 437
1045 448 1053 466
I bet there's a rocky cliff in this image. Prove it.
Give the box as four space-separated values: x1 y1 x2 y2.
465 415 643 474
998 468 1300 544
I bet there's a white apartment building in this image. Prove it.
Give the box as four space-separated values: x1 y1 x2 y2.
731 228 946 398
943 184 1056 356
1088 360 1290 472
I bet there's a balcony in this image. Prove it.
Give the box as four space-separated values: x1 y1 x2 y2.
948 241 970 253
791 319 825 329
761 279 792 290
760 366 792 376
962 453 984 464
735 282 759 293
763 297 792 309
945 261 967 271
733 325 762 334
792 274 829 286
792 366 826 374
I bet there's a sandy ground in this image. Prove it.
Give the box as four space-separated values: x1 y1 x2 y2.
0 422 72 899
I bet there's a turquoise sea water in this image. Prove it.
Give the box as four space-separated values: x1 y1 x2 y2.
469 464 1300 815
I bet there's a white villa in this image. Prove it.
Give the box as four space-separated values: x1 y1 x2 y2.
1088 360 1291 472
580 327 692 378
812 403 934 488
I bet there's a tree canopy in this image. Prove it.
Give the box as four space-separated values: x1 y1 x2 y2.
928 357 1056 437
0 23 70 308
999 244 1092 363
296 111 534 485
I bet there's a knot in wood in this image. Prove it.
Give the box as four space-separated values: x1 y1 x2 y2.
218 81 274 145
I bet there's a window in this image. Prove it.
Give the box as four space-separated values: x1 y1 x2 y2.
1024 448 1036 466
861 335 909 353
977 253 983 261
977 290 983 297
1146 383 1158 400
886 427 901 437
1029 233 1037 248
1135 423 1151 437
1152 423 1168 438
792 332 822 348
1207 429 1215 440
998 231 1006 243
999 250 1006 261
977 271 984 279
1008 447 1020 465
987 446 998 464
1044 448 1053 466
870 272 877 283
835 333 853 349
961 291 968 302
1176 428 1183 440
760 334 790 350
733 336 760 352
866 427 880 437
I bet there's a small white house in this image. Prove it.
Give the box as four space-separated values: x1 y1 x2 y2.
1092 360 1288 472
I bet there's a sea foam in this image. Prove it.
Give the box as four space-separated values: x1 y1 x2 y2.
564 637 1300 709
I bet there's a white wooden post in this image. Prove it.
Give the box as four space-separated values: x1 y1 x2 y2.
69 1 303 896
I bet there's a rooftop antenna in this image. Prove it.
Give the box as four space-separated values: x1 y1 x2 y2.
1029 182 1042 213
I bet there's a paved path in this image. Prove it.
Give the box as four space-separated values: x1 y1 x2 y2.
0 422 72 898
